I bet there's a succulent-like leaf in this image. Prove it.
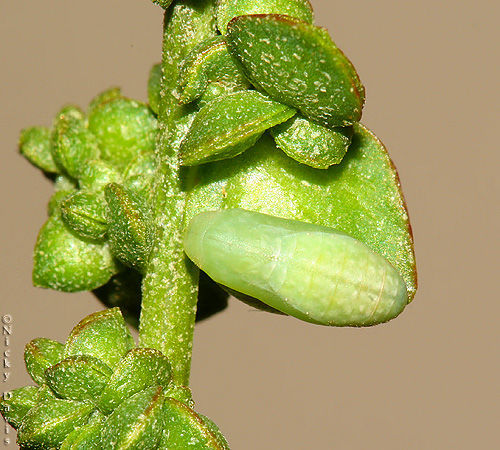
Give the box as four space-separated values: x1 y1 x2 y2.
179 90 295 165
271 115 353 168
19 126 59 173
185 209 408 326
24 338 65 385
98 348 172 415
216 0 313 34
52 106 101 178
88 87 122 115
87 97 158 169
45 355 113 402
105 183 152 272
164 384 195 408
148 63 162 115
0 386 39 429
64 308 135 370
78 159 122 192
17 398 94 449
60 421 103 449
178 36 249 104
33 215 118 292
100 385 166 449
226 14 365 127
60 191 108 241
160 398 229 449
186 125 417 300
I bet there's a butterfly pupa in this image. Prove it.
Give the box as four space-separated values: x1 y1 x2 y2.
183 208 408 326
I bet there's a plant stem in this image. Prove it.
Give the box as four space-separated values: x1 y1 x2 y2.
138 0 216 385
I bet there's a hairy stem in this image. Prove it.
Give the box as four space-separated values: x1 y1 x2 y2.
138 0 216 385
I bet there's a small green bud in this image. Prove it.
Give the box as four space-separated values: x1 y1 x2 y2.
17 398 94 448
54 174 77 191
64 308 135 370
78 159 122 192
24 337 65 385
151 0 174 10
88 87 122 115
160 398 229 449
48 190 73 216
19 126 59 173
60 421 103 450
98 347 172 415
179 90 295 166
45 355 113 402
164 384 194 409
100 385 166 449
271 115 353 168
123 151 157 181
0 386 39 429
148 63 162 115
226 15 365 127
105 183 152 272
87 97 158 169
216 0 314 34
60 191 108 241
178 36 249 104
52 106 101 178
33 215 118 292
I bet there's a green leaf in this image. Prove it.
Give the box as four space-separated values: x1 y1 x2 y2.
0 386 39 429
61 191 108 242
216 0 313 34
78 159 122 192
52 105 101 178
64 308 135 369
45 355 113 402
147 63 162 115
98 348 172 415
184 209 408 326
160 398 229 449
17 398 94 449
88 87 122 115
151 0 174 9
19 126 59 173
186 124 417 300
60 421 103 449
179 90 295 165
100 386 166 449
164 384 194 408
178 36 249 104
47 190 74 217
87 97 158 169
33 215 118 292
24 338 65 385
226 14 365 127
105 183 152 273
271 115 353 168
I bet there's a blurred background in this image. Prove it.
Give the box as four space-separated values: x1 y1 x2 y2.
1 1 498 448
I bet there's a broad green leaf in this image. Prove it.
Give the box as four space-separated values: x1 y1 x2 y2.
64 308 135 369
33 215 118 293
179 90 295 165
24 338 65 385
185 209 408 326
100 386 165 450
98 348 172 415
0 386 39 429
45 355 113 402
19 126 59 173
87 97 158 169
17 398 94 449
226 14 365 127
178 36 249 104
216 0 313 34
271 115 352 168
159 398 229 449
186 124 417 300
51 106 101 178
105 183 151 273
60 191 108 242
60 421 102 449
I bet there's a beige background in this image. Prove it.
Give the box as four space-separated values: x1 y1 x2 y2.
1 1 498 448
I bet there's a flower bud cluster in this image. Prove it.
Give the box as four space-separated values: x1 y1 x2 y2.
0 309 228 449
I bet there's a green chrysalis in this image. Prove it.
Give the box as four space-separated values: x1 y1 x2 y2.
184 209 408 326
